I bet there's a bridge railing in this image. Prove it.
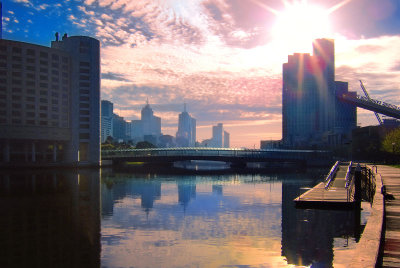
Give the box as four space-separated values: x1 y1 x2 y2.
101 148 332 161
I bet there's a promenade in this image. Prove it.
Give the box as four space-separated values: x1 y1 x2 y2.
378 165 400 267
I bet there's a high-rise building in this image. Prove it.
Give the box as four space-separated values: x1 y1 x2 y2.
0 34 100 166
212 123 223 147
282 39 356 148
224 131 230 148
176 104 196 147
101 100 113 143
130 100 161 144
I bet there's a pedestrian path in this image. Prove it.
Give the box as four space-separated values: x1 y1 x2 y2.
378 165 400 267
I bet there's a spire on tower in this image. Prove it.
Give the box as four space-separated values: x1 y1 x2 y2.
183 103 187 112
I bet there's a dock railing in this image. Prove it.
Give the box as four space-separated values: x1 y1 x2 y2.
324 161 340 189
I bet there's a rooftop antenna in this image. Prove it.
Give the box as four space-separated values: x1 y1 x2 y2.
55 32 59 42
184 103 187 112
146 97 149 105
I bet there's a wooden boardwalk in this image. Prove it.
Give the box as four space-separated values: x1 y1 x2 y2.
294 163 355 209
377 165 400 267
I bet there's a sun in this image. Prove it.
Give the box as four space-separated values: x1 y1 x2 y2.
271 2 333 54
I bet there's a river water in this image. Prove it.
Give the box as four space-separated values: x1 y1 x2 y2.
0 167 370 267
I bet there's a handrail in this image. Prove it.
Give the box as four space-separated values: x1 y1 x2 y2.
325 161 340 189
345 161 353 188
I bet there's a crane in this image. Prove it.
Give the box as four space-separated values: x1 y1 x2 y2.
359 80 383 125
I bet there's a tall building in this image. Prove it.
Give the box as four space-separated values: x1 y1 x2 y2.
224 131 230 148
176 104 196 147
101 100 113 143
131 100 161 144
282 39 356 148
0 34 100 166
212 123 223 147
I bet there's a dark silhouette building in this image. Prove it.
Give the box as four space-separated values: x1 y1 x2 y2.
282 39 356 149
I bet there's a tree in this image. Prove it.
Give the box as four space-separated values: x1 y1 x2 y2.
382 128 400 154
135 141 156 149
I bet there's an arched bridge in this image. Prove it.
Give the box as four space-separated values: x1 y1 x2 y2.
101 148 332 166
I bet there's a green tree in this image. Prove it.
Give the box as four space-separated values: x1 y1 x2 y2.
135 141 156 149
101 143 115 150
382 128 400 154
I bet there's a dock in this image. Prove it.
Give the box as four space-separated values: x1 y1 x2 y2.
294 161 356 209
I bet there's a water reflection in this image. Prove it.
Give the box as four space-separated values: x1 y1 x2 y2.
0 170 100 268
0 169 366 267
100 169 365 267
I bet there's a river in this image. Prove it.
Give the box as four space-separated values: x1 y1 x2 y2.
0 167 370 267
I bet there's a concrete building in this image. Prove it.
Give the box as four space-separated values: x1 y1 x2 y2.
101 100 113 143
0 34 100 166
282 39 356 149
176 104 196 147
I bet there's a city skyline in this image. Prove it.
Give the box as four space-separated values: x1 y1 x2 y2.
3 0 400 147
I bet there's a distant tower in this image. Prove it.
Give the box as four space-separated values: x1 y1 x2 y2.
212 123 223 147
176 103 196 147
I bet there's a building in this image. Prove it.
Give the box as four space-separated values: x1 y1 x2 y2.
131 100 162 145
0 34 100 166
101 100 113 143
282 39 356 149
176 104 196 147
112 113 127 142
223 131 230 148
212 123 223 147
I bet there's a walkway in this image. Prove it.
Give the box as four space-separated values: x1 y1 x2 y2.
294 162 354 209
378 165 400 267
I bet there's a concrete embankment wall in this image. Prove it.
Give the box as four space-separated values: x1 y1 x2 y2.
348 165 384 267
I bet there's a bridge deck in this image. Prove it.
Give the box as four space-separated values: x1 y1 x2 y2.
294 163 355 209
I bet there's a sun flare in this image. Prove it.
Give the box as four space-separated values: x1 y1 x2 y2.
272 2 333 54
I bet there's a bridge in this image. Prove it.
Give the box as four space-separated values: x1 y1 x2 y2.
340 93 400 120
101 148 333 167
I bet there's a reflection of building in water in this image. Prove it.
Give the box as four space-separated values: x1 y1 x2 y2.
212 185 223 195
0 170 100 268
280 174 358 267
177 183 196 209
101 176 161 215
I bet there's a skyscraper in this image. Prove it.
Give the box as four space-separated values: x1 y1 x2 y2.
131 100 161 144
282 39 356 148
101 100 113 143
212 123 223 147
176 104 196 147
224 131 230 148
0 34 101 166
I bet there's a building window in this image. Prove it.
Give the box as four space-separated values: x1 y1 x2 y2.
26 58 35 63
79 133 90 139
26 120 35 125
12 47 22 54
51 54 59 61
27 49 35 56
40 60 48 66
40 51 48 58
39 121 48 126
79 61 90 67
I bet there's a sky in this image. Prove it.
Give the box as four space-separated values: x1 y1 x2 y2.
3 0 400 148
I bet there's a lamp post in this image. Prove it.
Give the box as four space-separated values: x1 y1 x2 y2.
392 142 396 154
